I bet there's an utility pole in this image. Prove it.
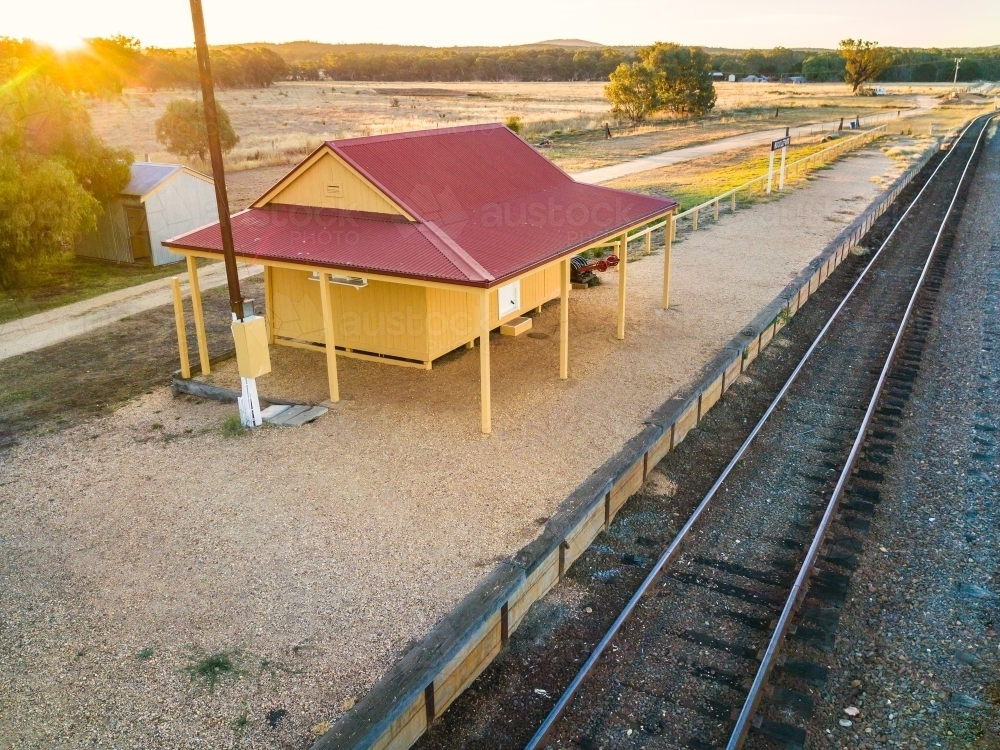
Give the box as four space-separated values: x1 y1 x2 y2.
188 0 269 429
953 58 963 85
189 0 243 321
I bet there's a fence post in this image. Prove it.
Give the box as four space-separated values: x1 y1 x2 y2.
692 208 699 231
731 190 736 212
714 199 719 221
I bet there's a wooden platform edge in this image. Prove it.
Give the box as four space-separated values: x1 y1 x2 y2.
310 142 939 750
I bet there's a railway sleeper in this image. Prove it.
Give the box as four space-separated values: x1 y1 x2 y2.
789 623 837 652
669 572 785 608
679 630 761 660
769 686 815 718
692 557 794 588
749 715 806 750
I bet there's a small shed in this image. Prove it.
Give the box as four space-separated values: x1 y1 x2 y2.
167 124 678 432
76 163 218 266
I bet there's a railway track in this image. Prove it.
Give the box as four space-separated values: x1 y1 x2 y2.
518 113 997 750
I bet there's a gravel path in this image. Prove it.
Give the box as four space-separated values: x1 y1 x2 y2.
0 262 261 362
802 121 1000 749
574 100 936 184
0 148 903 750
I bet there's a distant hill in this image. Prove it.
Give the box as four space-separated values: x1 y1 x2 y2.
528 39 604 48
216 39 607 62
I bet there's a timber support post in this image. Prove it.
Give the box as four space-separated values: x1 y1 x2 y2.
616 232 628 340
560 257 570 379
318 273 340 403
480 289 492 434
171 277 191 379
186 255 211 374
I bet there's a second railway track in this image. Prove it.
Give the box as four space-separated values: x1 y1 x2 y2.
413 113 997 750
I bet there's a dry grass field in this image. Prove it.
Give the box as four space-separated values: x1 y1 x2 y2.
86 81 965 178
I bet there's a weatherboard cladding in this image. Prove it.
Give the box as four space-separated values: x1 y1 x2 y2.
167 124 677 287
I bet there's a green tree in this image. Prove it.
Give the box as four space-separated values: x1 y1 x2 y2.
0 80 132 288
802 53 846 82
839 39 892 93
155 99 239 161
604 62 659 125
640 42 716 117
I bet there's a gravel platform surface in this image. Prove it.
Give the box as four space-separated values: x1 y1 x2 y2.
800 121 1000 749
0 149 903 750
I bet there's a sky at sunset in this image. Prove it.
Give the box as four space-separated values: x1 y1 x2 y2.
6 0 998 51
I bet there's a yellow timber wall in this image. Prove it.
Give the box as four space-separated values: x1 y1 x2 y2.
268 264 560 365
312 145 940 750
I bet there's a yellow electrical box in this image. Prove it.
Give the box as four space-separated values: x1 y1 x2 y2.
231 315 271 379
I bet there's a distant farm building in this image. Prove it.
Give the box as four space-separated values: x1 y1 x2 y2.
76 163 218 266
789 76 806 84
167 124 677 432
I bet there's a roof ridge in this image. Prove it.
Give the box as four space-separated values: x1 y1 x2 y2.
327 122 505 148
266 203 411 223
415 222 494 283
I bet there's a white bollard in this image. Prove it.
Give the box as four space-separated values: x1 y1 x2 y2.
238 377 263 427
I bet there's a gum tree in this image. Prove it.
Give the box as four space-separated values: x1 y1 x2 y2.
839 39 892 93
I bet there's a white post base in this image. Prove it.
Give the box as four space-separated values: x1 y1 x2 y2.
238 377 263 427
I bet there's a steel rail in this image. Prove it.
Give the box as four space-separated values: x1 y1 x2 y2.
522 112 992 750
725 110 997 750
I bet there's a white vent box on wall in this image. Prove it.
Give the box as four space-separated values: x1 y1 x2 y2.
498 280 521 318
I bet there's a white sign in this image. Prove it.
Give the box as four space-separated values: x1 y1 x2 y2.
498 280 521 318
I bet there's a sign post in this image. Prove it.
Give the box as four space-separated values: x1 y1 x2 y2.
769 135 791 194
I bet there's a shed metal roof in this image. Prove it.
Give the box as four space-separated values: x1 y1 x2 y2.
123 163 212 200
167 124 677 287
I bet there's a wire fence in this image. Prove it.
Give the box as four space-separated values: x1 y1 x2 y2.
617 125 889 247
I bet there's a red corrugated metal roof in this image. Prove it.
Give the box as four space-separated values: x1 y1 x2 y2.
166 205 470 283
167 124 677 287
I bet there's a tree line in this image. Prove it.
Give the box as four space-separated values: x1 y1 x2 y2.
0 36 288 95
2 36 996 93
710 46 1000 83
287 47 631 81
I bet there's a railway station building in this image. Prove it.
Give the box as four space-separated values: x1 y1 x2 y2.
166 123 677 432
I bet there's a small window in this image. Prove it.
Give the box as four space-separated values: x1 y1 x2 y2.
325 183 342 197
498 280 520 318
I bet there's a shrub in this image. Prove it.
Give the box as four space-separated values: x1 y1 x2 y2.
505 115 523 134
221 414 247 438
